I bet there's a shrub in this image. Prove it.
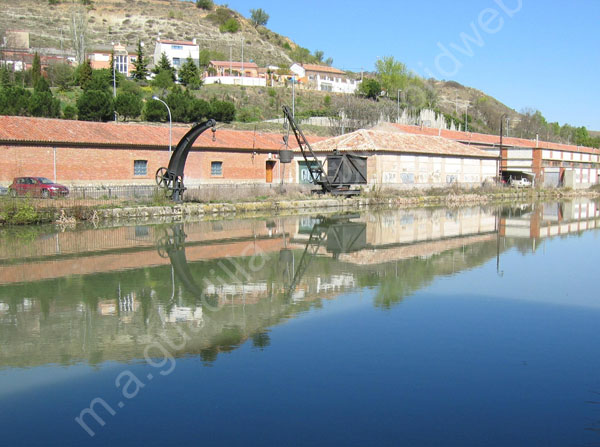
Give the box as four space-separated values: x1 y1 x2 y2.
220 18 240 33
211 99 235 122
144 99 167 122
237 106 262 122
76 90 114 121
115 91 143 120
189 98 212 122
196 0 213 10
63 105 77 119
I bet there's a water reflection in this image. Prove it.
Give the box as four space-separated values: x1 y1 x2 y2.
0 199 598 370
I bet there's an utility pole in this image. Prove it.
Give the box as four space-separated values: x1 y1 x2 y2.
397 89 401 123
241 38 244 77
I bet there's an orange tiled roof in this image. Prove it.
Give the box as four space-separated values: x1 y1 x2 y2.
210 61 259 69
311 129 497 158
0 116 316 151
301 64 346 75
157 39 197 46
380 123 600 155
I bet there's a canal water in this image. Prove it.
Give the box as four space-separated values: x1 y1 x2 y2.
1 200 600 446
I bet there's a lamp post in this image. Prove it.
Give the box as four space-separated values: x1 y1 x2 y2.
152 96 172 155
112 43 117 121
499 113 508 181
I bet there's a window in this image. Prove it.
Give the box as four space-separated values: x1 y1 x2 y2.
171 45 183 50
211 161 223 176
116 54 128 75
134 160 147 176
172 57 181 66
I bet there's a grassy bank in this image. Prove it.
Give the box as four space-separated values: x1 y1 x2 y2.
1 185 598 226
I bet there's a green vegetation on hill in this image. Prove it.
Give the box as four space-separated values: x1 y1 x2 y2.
0 0 598 146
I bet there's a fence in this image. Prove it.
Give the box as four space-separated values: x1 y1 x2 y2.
1 183 315 211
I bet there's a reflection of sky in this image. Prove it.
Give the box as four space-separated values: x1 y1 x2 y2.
427 229 600 309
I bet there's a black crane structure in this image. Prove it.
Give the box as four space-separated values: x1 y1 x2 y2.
155 119 217 202
281 105 367 195
156 215 367 304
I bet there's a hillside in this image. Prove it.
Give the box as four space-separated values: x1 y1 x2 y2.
0 0 295 67
1 0 597 146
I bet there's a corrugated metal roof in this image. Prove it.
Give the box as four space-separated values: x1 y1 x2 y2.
311 129 497 158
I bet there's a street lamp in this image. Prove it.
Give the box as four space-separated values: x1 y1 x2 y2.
152 96 172 155
112 42 117 121
499 113 508 181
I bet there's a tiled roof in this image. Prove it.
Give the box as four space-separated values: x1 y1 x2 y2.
310 129 497 158
157 39 197 46
0 116 303 151
379 123 600 154
301 64 346 75
210 61 259 69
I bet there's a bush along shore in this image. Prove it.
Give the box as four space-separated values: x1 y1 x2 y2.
1 185 599 226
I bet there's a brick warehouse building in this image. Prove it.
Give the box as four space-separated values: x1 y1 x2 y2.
0 116 306 186
0 116 504 189
379 123 600 188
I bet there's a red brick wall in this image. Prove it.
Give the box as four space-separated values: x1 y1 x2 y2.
0 145 280 185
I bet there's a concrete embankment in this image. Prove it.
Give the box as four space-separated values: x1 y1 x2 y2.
1 187 598 226
95 188 599 222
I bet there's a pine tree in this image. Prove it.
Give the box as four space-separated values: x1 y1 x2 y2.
131 40 149 81
178 57 201 89
31 52 42 87
153 52 176 81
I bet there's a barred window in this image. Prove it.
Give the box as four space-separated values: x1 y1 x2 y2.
134 160 147 176
211 161 223 176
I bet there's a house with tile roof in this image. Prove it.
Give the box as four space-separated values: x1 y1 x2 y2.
203 61 265 87
153 39 199 72
88 43 136 77
290 63 361 94
378 123 600 188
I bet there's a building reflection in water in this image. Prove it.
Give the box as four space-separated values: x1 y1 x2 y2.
0 199 598 369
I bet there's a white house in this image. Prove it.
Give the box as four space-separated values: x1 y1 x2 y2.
153 39 200 71
290 63 360 94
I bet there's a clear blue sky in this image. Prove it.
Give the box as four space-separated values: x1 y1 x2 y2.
198 1 600 130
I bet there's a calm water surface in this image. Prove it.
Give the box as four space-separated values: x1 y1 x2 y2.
1 200 600 446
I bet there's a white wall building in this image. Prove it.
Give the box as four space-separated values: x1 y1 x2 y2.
290 63 360 94
153 39 200 71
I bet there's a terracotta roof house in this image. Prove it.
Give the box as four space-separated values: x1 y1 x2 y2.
88 43 136 77
204 61 265 87
290 63 361 94
153 39 199 72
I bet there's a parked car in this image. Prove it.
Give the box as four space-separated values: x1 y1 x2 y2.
0 185 7 196
8 177 69 198
510 177 532 188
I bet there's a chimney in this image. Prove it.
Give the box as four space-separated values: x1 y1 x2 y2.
193 38 197 45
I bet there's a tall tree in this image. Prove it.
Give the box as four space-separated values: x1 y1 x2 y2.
131 40 149 81
153 52 176 81
31 52 42 87
70 6 88 64
77 59 93 89
250 8 269 27
375 56 408 96
178 57 201 89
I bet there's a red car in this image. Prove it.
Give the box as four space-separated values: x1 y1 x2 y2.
9 177 69 198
